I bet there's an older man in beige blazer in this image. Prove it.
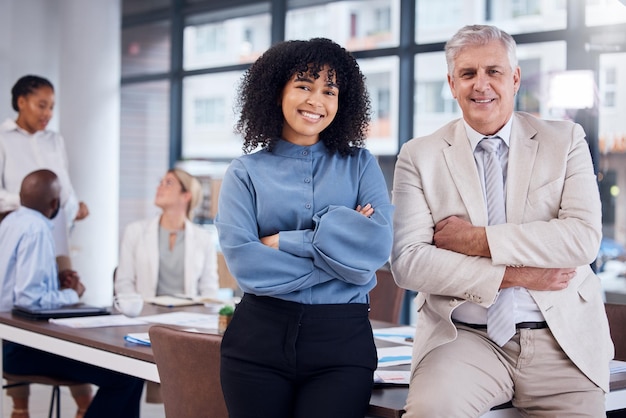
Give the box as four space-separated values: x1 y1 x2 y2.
391 25 613 417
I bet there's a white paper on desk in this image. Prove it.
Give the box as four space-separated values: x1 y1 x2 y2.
373 326 416 346
611 360 626 374
49 314 147 328
377 346 413 368
139 311 218 329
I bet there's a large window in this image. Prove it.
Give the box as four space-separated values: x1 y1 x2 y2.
415 0 567 44
119 81 170 238
183 7 271 70
122 21 171 77
182 71 244 159
286 0 400 49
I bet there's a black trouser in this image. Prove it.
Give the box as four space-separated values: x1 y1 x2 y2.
220 293 376 418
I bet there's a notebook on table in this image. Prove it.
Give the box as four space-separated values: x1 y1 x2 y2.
12 304 111 320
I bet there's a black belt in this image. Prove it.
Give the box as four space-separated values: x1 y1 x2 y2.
454 321 548 330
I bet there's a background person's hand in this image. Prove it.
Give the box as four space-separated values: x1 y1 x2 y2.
59 269 80 289
75 201 89 221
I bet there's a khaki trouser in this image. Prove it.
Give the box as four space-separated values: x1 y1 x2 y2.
403 326 605 418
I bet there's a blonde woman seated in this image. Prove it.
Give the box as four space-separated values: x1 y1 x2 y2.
115 169 219 300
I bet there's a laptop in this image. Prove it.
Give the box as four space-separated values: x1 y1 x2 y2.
12 303 111 320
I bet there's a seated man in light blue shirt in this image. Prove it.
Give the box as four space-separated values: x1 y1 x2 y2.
0 170 84 311
0 169 144 418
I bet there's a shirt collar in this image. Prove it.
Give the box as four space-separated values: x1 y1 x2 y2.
464 117 513 153
1 118 18 132
272 138 327 157
19 206 55 229
1 118 45 136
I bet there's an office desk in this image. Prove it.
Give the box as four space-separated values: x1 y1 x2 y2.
0 304 215 415
0 304 214 381
3 310 625 418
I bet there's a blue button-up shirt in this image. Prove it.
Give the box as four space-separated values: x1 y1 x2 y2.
215 139 394 304
0 207 79 311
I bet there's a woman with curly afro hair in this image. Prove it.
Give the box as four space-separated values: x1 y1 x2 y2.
215 38 394 418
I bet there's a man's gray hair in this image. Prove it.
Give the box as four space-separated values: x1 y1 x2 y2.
445 25 518 76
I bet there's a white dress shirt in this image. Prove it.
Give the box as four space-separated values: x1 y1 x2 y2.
0 118 79 256
451 117 544 325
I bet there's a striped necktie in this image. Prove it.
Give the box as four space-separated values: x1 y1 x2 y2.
479 136 515 346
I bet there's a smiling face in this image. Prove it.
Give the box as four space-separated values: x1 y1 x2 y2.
15 86 55 134
280 66 339 146
447 40 520 136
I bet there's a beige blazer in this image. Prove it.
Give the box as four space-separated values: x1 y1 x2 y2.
115 216 219 299
391 112 614 392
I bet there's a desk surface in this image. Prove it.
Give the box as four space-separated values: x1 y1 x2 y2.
0 304 214 382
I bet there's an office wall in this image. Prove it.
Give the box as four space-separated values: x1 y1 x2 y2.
0 0 121 306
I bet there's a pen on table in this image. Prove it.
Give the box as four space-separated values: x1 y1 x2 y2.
405 337 414 342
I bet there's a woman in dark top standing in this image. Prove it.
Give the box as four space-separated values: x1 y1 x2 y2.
215 38 394 418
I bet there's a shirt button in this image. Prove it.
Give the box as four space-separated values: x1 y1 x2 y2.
305 203 311 209
304 178 311 183
302 150 308 156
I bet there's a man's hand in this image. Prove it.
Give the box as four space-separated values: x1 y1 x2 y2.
502 266 577 291
59 269 86 297
434 216 490 257
75 201 89 221
73 280 86 297
59 269 79 289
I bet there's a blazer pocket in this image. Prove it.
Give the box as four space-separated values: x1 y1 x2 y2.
526 179 563 218
577 272 601 303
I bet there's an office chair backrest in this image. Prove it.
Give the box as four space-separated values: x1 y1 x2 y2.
605 303 626 361
149 325 228 418
369 268 405 324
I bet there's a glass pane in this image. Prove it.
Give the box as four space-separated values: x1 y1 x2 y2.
586 0 626 26
359 56 399 155
598 52 626 260
122 0 170 16
183 7 271 70
416 0 566 44
413 41 566 137
119 81 170 237
182 72 244 159
517 41 566 119
286 0 399 50
414 52 460 138
122 21 171 77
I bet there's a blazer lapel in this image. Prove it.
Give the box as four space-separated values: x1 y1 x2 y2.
146 217 160 293
442 122 488 226
183 220 194 294
506 114 538 224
